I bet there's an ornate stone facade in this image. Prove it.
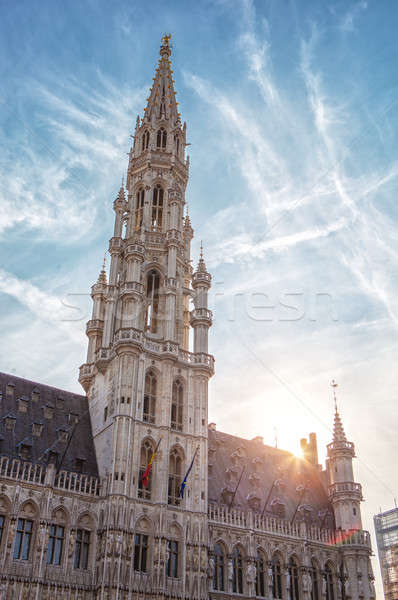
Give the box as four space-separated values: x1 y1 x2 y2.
0 36 374 600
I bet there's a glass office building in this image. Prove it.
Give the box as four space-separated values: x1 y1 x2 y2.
374 507 398 600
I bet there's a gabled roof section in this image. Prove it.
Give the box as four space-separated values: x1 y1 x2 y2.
208 427 334 528
142 34 181 127
0 372 98 477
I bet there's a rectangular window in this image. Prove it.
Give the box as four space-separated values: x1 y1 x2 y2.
167 540 179 578
134 533 148 572
104 406 108 422
13 518 33 560
0 515 5 545
46 524 65 565
74 529 90 569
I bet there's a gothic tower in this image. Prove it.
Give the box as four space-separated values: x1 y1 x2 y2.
326 383 363 531
79 34 214 597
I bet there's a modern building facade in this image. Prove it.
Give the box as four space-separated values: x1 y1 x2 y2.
374 506 398 599
0 36 376 600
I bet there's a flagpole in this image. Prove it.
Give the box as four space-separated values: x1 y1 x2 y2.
228 466 246 509
261 480 276 517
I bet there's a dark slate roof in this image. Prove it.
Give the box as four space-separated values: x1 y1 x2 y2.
0 372 98 477
208 427 334 528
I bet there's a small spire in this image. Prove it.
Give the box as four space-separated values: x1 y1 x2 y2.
196 241 208 273
97 255 107 284
331 380 347 443
117 178 125 201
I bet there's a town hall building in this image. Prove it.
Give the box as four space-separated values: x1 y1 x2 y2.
0 36 375 600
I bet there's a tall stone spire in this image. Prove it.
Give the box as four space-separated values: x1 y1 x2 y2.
332 380 347 443
326 380 363 530
142 34 181 126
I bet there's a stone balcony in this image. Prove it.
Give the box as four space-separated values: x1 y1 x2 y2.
192 271 211 286
327 440 355 457
108 236 123 254
85 319 104 335
208 502 371 548
119 280 144 298
0 455 101 497
190 307 213 326
329 481 363 499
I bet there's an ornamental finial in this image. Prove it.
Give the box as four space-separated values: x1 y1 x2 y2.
161 33 172 48
331 380 338 412
200 240 203 260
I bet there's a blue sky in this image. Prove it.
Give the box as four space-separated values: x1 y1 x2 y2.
1 0 398 593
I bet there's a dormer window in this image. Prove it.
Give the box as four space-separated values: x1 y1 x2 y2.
6 384 14 399
68 412 79 425
48 450 59 466
43 405 54 419
57 429 68 443
18 398 28 413
31 389 40 402
32 422 43 437
5 415 16 431
75 458 85 473
156 128 167 149
18 444 32 461
56 397 64 410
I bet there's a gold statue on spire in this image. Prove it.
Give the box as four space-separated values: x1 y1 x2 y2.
161 33 172 47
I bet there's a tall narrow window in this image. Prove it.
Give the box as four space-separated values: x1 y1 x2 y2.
0 515 4 545
138 439 154 499
310 560 320 600
232 547 243 594
171 379 183 431
74 529 90 569
174 135 180 157
151 185 163 231
256 551 266 597
135 188 145 231
46 524 65 565
134 533 148 571
13 518 33 560
325 564 335 600
143 371 156 424
156 128 167 149
167 540 179 577
168 447 182 506
145 270 160 333
272 555 283 599
213 544 225 591
289 557 300 600
142 130 149 151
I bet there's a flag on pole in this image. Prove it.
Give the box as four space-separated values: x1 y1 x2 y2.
141 438 161 488
179 446 199 498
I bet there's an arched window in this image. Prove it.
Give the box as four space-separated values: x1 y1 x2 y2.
272 555 283 599
157 128 167 149
310 559 320 600
143 370 156 424
232 547 243 594
138 439 154 499
213 543 225 591
151 185 163 231
145 270 160 333
325 564 335 600
135 188 145 231
171 379 183 431
167 540 179 577
142 130 149 151
134 533 148 571
256 550 266 597
168 447 182 506
288 557 300 600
